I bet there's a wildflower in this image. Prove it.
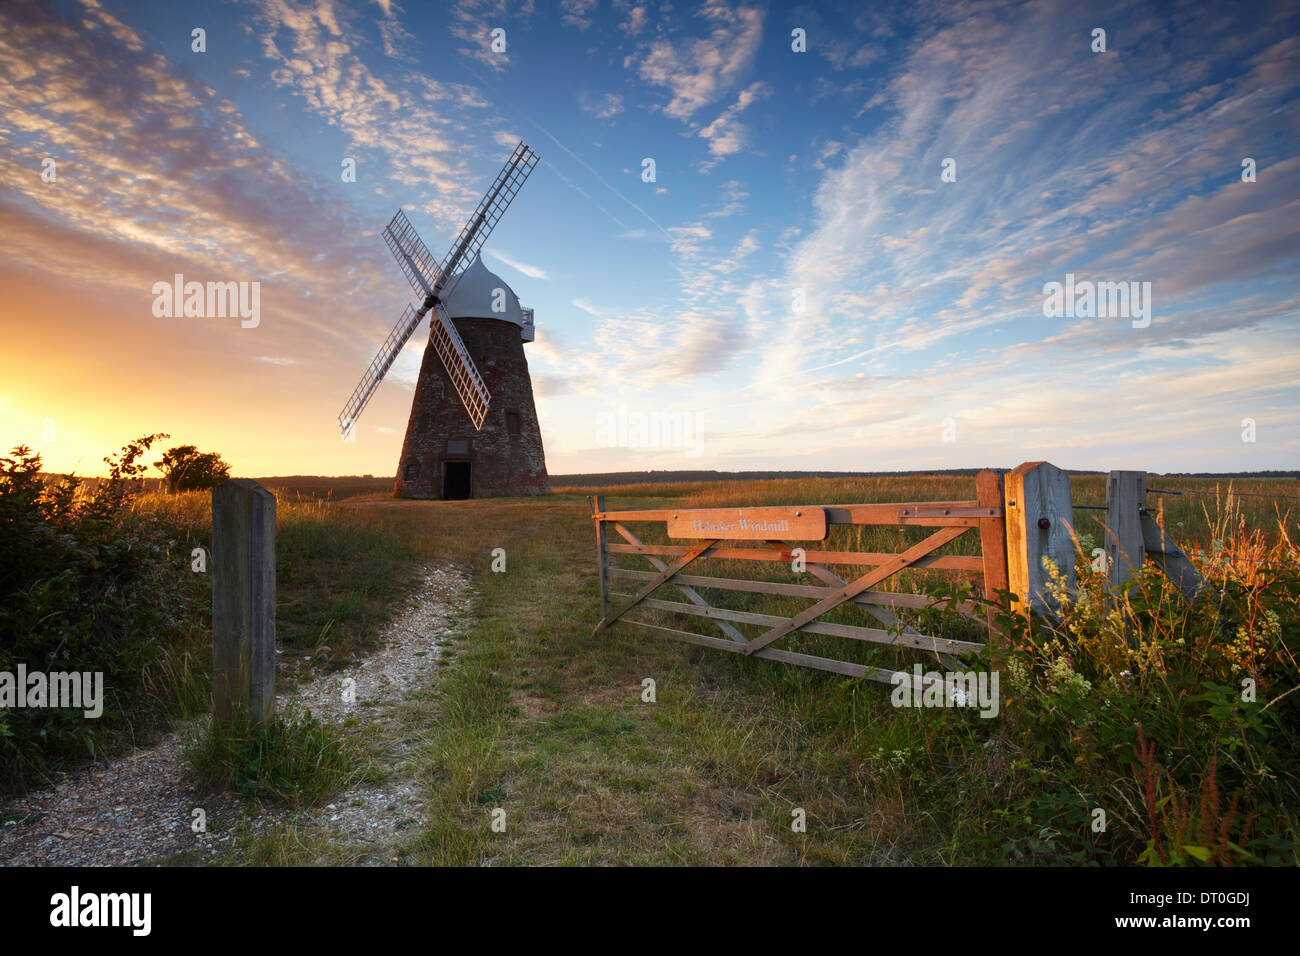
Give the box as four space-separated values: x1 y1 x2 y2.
1047 656 1093 696
1006 657 1031 694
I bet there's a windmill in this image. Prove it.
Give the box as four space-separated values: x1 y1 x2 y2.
339 141 549 499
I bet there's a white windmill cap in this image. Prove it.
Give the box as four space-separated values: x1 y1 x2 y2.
442 253 526 327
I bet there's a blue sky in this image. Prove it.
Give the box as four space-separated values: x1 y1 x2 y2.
1 0 1297 476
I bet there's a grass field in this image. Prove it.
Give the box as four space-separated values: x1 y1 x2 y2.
130 489 422 671
214 472 1297 865
14 458 1293 864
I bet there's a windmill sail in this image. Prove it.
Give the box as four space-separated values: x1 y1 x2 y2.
382 209 441 297
433 141 540 303
338 303 422 437
430 300 491 430
337 141 540 436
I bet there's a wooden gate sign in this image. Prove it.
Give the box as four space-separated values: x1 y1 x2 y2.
666 506 827 541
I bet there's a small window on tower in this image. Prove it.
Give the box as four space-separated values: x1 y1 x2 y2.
505 410 521 436
447 439 469 456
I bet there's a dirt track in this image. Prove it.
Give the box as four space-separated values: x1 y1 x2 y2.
0 566 474 867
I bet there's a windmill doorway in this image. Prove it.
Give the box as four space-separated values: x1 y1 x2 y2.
443 461 472 500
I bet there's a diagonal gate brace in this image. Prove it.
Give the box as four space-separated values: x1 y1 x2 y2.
743 525 969 656
614 523 748 645
593 538 717 635
764 539 965 667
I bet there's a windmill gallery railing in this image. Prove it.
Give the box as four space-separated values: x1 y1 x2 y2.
588 460 1212 684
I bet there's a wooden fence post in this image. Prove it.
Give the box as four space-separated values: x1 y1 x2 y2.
1105 470 1146 605
591 494 610 623
975 470 1009 648
1004 461 1076 617
211 479 276 726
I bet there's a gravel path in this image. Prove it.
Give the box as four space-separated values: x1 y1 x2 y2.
0 565 474 867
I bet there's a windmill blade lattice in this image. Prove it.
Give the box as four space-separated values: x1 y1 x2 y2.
338 303 422 437
433 141 539 304
335 306 421 437
382 210 441 297
430 300 491 430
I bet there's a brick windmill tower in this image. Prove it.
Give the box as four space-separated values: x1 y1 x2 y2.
338 142 549 499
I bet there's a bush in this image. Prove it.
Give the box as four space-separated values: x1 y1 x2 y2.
980 505 1300 866
154 445 231 493
0 438 209 790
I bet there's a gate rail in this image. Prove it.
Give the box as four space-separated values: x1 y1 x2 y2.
589 469 1012 684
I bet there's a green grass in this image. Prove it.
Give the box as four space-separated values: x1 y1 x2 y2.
136 474 1300 865
274 498 419 658
360 493 932 864
183 709 358 807
136 490 418 660
383 476 1298 866
0 469 419 796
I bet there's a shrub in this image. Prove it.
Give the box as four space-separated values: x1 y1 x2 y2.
0 438 209 790
984 501 1300 866
154 445 231 493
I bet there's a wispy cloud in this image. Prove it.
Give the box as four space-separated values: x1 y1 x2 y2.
485 249 548 280
618 3 649 36
578 91 625 119
448 0 526 73
731 0 1300 465
251 0 484 226
697 81 770 168
629 0 764 121
561 0 598 31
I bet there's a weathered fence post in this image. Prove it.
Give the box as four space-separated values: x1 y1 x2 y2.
975 470 1009 646
1004 461 1076 616
211 479 276 725
591 494 610 623
1105 471 1147 608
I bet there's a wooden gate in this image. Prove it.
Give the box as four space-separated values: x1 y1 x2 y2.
589 470 1012 684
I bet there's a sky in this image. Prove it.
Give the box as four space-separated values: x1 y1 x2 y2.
1 0 1297 479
